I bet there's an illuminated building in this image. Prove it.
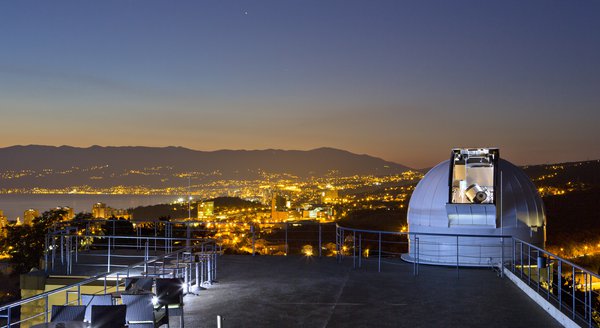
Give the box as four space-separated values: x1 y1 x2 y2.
23 208 40 226
109 208 132 220
92 202 108 218
302 207 332 220
403 148 545 266
321 189 339 204
92 203 131 219
198 201 215 220
0 210 8 236
271 193 288 221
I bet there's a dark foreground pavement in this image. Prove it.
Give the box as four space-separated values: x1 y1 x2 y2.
181 255 562 328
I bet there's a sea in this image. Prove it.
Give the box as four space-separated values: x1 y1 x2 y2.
0 194 183 221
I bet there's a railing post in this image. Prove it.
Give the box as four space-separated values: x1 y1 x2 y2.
251 224 255 257
176 252 180 276
358 233 362 269
68 236 73 275
547 256 551 301
528 244 531 285
184 265 189 293
353 231 356 269
144 240 149 274
572 266 576 320
378 232 381 273
51 236 56 271
200 256 205 286
45 294 49 323
60 234 64 265
107 237 111 272
207 255 212 284
558 259 562 311
318 223 322 258
195 261 200 290
214 250 218 281
588 274 592 327
335 226 340 262
284 222 288 256
500 237 504 278
165 223 168 253
512 238 516 272
584 272 588 323
66 236 69 275
335 224 342 263
415 236 419 276
341 229 344 261
186 222 191 248
44 235 49 272
537 250 541 293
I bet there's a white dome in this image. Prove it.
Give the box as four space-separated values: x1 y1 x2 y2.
404 158 545 266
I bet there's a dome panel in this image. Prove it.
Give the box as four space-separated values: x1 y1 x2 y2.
405 154 545 266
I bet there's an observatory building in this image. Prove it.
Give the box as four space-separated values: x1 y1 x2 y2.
403 148 545 266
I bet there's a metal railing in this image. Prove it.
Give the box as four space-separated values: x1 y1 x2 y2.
50 219 338 258
0 238 218 328
335 225 511 277
45 232 218 275
511 238 600 328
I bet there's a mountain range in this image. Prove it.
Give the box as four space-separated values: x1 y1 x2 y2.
0 145 410 189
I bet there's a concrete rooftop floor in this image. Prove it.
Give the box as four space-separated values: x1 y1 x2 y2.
180 255 562 328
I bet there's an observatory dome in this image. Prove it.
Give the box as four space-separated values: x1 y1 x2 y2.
403 148 545 267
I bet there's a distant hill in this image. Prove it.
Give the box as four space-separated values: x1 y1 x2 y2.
544 188 600 247
522 159 600 189
0 145 410 189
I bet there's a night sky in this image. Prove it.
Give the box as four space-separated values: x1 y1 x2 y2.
1 1 598 168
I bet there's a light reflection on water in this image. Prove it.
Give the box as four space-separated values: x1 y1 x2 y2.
0 194 183 220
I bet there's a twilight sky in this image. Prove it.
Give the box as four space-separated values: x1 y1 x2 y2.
0 1 598 168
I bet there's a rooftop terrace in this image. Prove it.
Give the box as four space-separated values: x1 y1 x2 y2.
5 222 597 327
183 255 561 327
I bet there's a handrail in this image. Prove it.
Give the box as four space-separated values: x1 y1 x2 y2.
0 242 206 312
0 238 219 328
514 237 600 280
335 224 513 239
47 233 212 242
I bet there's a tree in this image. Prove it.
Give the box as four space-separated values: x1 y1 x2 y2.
72 212 93 230
2 209 67 273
